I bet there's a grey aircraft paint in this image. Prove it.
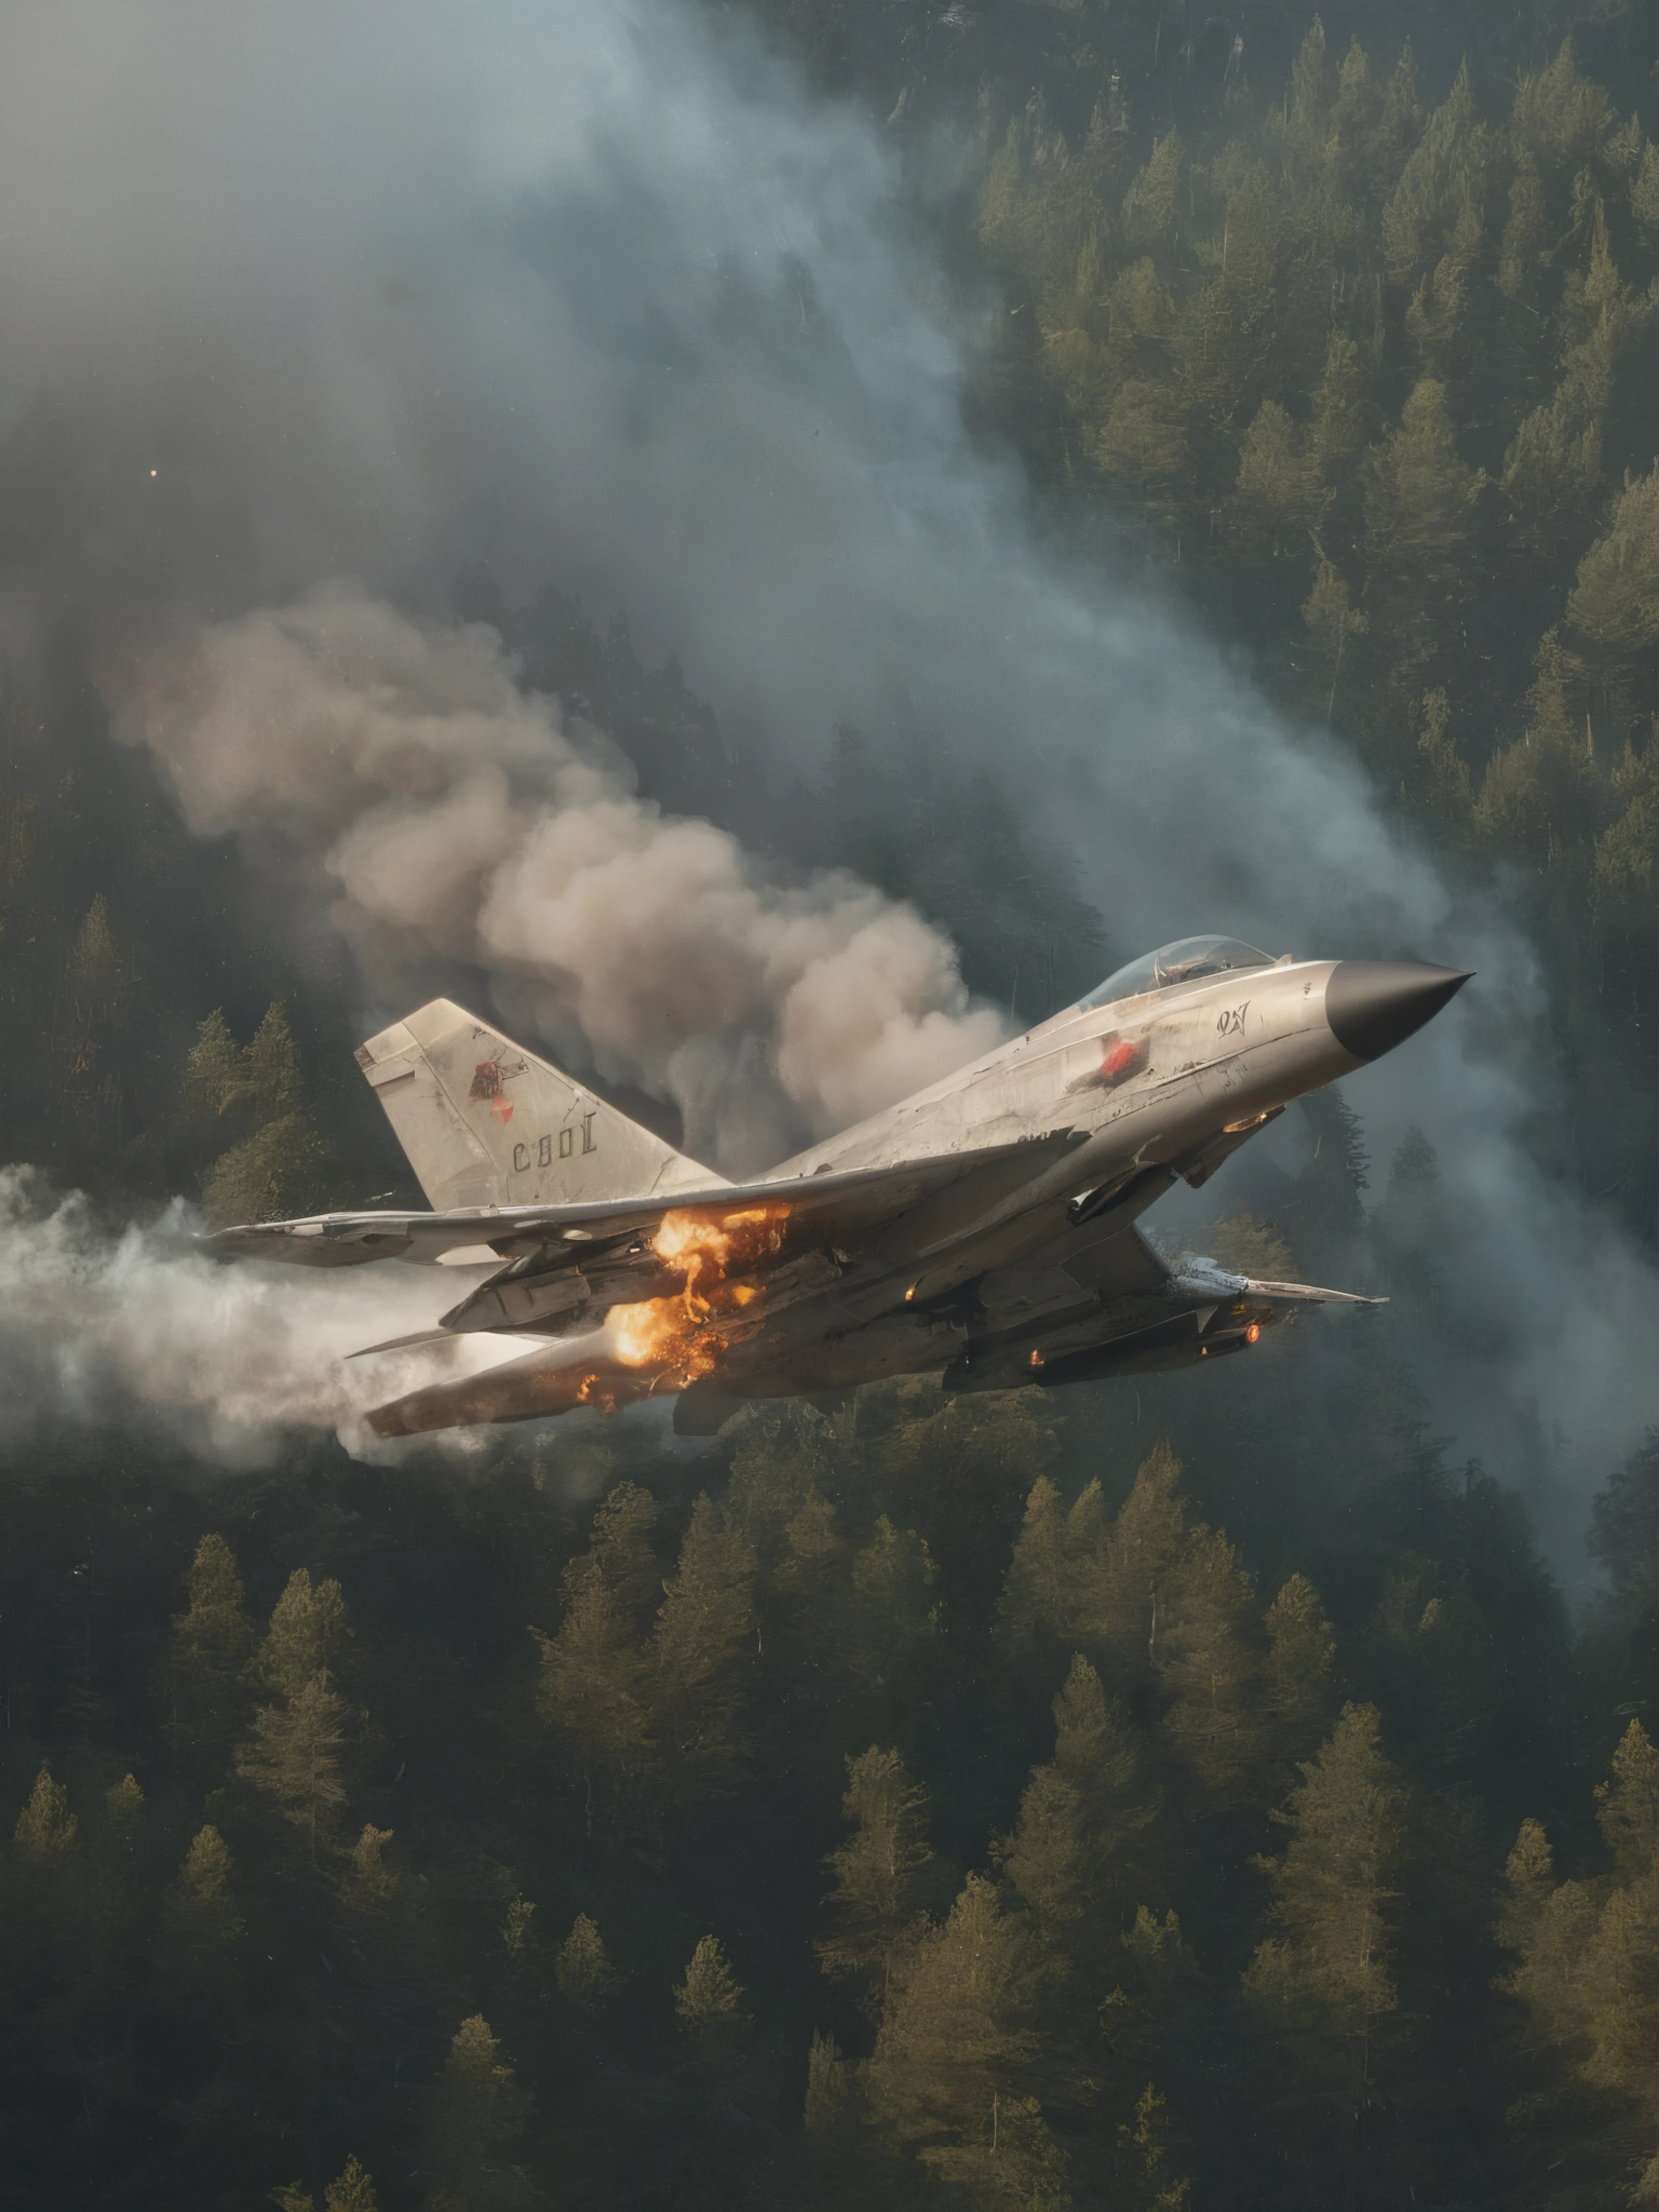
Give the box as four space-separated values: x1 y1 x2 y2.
208 939 1470 1437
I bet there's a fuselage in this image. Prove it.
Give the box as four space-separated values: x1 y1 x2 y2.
770 953 1354 1192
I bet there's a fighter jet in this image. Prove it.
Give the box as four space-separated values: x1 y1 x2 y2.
207 938 1469 1438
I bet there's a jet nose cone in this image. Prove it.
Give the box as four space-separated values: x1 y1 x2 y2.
1324 961 1473 1063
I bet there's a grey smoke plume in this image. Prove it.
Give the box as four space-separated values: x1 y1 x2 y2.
0 0 1653 1537
114 586 1003 1170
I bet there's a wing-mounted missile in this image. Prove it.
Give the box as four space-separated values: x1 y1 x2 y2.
1168 1258 1385 1306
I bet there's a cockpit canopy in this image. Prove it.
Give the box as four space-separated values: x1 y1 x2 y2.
1078 935 1274 1011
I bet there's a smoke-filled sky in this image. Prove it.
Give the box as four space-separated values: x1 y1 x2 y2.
1 0 1654 1556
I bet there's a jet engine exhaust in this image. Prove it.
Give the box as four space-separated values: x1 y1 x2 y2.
366 1344 681 1436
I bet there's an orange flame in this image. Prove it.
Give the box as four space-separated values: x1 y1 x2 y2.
366 1204 792 1435
606 1204 788 1385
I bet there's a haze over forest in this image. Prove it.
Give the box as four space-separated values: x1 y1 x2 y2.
6 0 1659 2204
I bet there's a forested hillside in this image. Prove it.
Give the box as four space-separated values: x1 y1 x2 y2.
6 1377 1656 2210
7 4 1659 2207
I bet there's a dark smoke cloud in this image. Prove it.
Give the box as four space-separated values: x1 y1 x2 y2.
0 0 1651 1551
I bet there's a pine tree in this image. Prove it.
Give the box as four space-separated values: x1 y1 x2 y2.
180 1008 246 1121
848 1514 939 1705
14 1765 78 1857
170 1823 243 1938
236 1672 355 1863
1154 1520 1267 1800
650 1494 757 1802
1361 379 1484 695
1596 1718 1659 1879
1263 1575 1337 1756
817 1746 935 2009
255 1568 352 1698
1475 627 1599 861
1595 740 1659 907
1122 130 1184 256
190 1001 335 1227
102 1771 145 1844
1244 1703 1406 2085
997 1475 1072 1659
243 1001 304 1121
1414 690 1474 838
1226 401 1324 564
1089 1438 1191 1674
1381 63 1476 280
998 1764 1094 1940
1508 39 1614 177
1205 1212 1296 1280
1311 329 1368 477
342 1824 396 1913
554 1912 616 2001
424 2015 529 2210
1118 2083 1192 2212
1566 464 1659 696
674 1934 747 2034
321 2157 377 2212
164 1531 255 1749
1494 1817 1556 1961
1000 1657 1159 1941
533 1554 653 1803
1300 554 1367 726
804 2028 852 2138
501 1896 535 1958
584 1479 662 1622
869 1876 1057 2190
58 892 134 1119
1588 1428 1659 1604
1291 1087 1370 1277
1372 1126 1451 1320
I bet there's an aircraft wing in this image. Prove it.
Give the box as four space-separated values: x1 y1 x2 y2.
201 1130 1089 1271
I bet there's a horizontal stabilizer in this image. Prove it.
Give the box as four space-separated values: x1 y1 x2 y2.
1243 1276 1386 1305
346 1327 460 1360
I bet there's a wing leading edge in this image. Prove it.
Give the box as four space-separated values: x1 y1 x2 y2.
202 1130 1091 1272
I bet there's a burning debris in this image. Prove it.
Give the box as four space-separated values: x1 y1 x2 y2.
366 1203 789 1437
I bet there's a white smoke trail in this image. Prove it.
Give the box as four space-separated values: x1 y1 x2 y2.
111 587 1003 1174
0 1169 515 1464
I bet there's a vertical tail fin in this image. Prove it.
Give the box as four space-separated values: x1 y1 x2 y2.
356 999 720 1211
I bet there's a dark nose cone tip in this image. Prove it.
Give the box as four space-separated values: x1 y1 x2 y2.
1325 961 1473 1063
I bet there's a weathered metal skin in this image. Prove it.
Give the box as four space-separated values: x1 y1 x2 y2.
206 945 1470 1435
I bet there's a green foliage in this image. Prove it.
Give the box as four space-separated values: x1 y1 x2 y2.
869 1874 1062 2195
256 1567 352 1697
13 1765 78 1858
164 1530 255 1748
424 2015 529 2209
817 1746 935 2005
1244 1703 1407 2074
651 1493 758 1802
1596 1718 1659 1879
183 1001 339 1226
674 1934 748 2034
171 1823 243 1938
324 2157 379 2212
554 1912 616 2000
235 1673 357 1862
1264 1574 1338 1753
342 1824 397 1913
